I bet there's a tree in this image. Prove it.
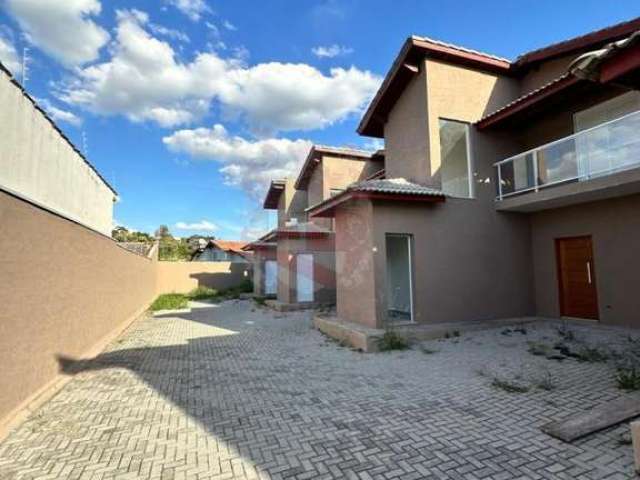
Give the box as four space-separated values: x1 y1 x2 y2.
155 225 171 239
112 226 129 242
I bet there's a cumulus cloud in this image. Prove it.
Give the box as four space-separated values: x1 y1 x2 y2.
4 0 109 66
311 44 354 58
175 220 218 231
163 124 312 200
57 10 381 132
37 98 82 126
166 0 210 21
0 35 20 75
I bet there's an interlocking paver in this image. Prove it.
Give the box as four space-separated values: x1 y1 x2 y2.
0 300 637 479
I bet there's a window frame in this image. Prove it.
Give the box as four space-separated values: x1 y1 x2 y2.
438 117 475 199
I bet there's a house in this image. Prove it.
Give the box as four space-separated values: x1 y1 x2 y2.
191 239 250 262
0 62 117 235
306 17 640 331
245 146 384 305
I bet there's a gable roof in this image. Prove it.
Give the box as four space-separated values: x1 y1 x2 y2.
263 179 287 209
294 145 374 190
210 239 248 253
358 17 640 138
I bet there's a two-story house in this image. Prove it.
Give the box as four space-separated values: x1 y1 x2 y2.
308 17 640 331
245 145 384 307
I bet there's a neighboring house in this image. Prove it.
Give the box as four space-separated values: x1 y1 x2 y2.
305 17 640 330
191 239 250 262
0 62 117 235
245 146 384 305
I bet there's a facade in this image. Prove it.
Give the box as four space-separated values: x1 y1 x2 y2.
191 239 250 262
307 18 640 329
246 146 384 304
0 62 117 235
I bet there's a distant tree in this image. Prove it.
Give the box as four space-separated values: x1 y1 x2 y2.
112 226 154 243
112 226 129 242
158 237 192 261
155 225 171 239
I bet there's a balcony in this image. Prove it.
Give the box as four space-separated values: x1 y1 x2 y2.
494 110 640 212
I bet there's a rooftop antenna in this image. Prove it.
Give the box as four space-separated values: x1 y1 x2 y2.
21 47 30 85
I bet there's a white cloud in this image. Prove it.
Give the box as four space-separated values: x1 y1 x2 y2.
311 44 354 58
148 23 190 43
37 98 82 126
163 124 312 200
4 0 109 66
223 20 236 31
166 0 210 21
0 35 20 75
57 10 381 132
175 220 218 231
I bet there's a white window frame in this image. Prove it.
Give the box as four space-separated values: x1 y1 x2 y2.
438 117 475 199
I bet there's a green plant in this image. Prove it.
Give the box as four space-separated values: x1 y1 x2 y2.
452 330 461 337
377 330 409 351
532 370 556 391
150 293 188 311
574 346 609 363
615 366 640 391
491 377 530 394
254 296 267 306
556 324 575 341
527 341 552 356
419 346 438 355
187 286 219 300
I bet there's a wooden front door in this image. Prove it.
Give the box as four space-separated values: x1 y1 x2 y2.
556 236 599 320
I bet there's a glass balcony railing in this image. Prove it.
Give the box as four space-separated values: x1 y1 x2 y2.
494 109 640 200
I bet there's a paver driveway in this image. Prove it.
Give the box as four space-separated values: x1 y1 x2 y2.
0 300 636 479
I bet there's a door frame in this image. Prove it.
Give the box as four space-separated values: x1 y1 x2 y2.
264 260 277 296
296 253 314 303
555 235 599 320
385 233 415 323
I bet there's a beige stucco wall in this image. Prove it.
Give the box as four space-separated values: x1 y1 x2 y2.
277 179 307 227
0 190 156 434
334 200 379 328
156 261 251 294
531 194 640 328
384 63 431 183
0 69 115 235
276 235 336 304
251 247 277 296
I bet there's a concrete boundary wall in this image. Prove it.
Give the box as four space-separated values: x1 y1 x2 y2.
156 261 251 294
0 189 157 438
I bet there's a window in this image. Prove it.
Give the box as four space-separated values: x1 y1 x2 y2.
439 118 473 198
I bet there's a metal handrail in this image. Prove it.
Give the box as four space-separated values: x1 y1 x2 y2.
494 109 640 200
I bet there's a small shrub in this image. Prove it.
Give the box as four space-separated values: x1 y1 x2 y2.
377 330 409 351
556 325 575 341
491 377 530 394
452 330 461 337
615 367 640 391
150 293 188 311
527 341 551 356
187 286 219 300
254 296 267 306
419 346 438 355
532 370 556 391
574 346 609 363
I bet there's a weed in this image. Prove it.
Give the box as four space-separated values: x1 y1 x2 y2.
556 324 575 341
527 341 552 356
574 346 609 363
419 346 439 355
377 330 409 351
150 293 188 311
615 366 640 391
532 370 556 391
444 332 450 339
187 286 219 300
253 296 267 306
452 330 461 337
491 376 530 394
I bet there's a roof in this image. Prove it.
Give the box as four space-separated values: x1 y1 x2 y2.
276 221 333 238
210 239 248 253
476 73 580 129
118 242 153 257
242 229 277 251
294 145 376 190
263 179 287 209
358 17 640 138
0 61 118 197
358 36 511 138
308 178 445 218
514 17 640 69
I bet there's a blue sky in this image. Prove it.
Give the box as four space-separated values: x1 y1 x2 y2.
1 0 638 239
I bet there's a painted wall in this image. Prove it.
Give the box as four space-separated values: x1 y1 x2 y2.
251 247 277 296
0 190 156 435
334 200 379 328
531 194 640 328
384 64 431 183
0 69 115 235
277 179 307 227
156 261 251 294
